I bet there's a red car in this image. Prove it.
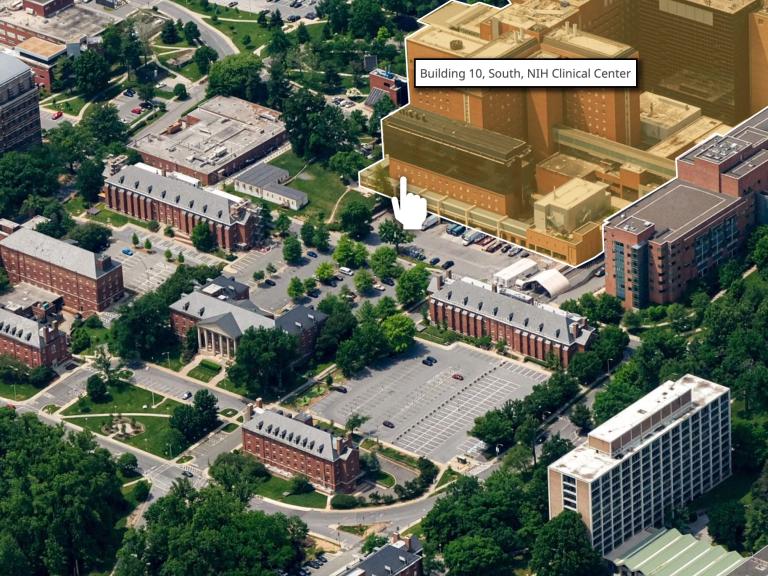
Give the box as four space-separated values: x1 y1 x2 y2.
452 373 464 381
131 107 142 114
51 111 63 120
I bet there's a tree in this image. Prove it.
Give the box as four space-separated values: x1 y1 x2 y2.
316 262 336 284
530 510 604 576
169 404 200 443
252 270 266 283
131 232 140 246
296 21 311 43
269 8 284 28
191 222 216 252
133 480 151 503
75 158 105 203
227 327 299 396
209 451 268 502
354 269 374 293
275 213 291 236
194 45 219 76
80 103 128 148
86 374 108 403
35 201 75 239
0 410 126 576
333 235 368 268
361 534 387 554
115 483 308 575
317 0 350 33
289 475 313 495
569 402 593 433
339 198 373 239
74 50 110 96
181 326 198 363
283 235 302 265
164 248 173 261
314 223 331 252
111 292 172 360
443 534 509 576
287 276 305 300
369 96 396 135
349 0 386 38
183 20 201 44
143 238 152 251
69 222 111 253
567 351 603 384
93 346 124 387
378 218 414 252
303 277 317 292
173 83 188 100
370 246 402 280
381 314 416 353
708 500 745 551
207 53 264 102
300 221 316 246
268 26 291 56
147 220 160 233
592 364 644 424
161 19 180 43
395 264 430 307
502 443 532 474
70 328 91 353
117 453 139 477
345 412 370 434
193 389 219 434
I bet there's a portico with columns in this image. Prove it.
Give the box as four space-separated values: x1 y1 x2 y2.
197 325 238 358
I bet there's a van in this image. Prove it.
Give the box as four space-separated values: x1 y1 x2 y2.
339 267 354 276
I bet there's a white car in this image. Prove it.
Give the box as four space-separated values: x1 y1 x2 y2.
182 391 192 400
374 283 385 292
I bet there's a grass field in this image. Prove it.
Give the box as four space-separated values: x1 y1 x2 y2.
157 52 205 82
122 416 189 458
88 204 149 229
212 19 272 51
0 381 43 401
436 467 460 489
254 476 327 508
65 195 87 216
369 469 396 488
219 377 251 398
691 471 759 511
62 384 182 416
188 360 222 383
362 440 420 470
222 422 239 433
80 326 111 355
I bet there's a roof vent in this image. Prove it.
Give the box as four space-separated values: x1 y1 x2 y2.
217 210 223 218
134 180 140 188
478 301 483 310
539 323 544 332
508 312 514 321
274 426 280 435
309 440 315 449
447 290 452 300
199 307 205 316
556 328 561 338
183 302 189 311
302 438 308 447
119 175 125 184
257 421 263 429
189 200 194 208
288 432 294 441
147 185 153 193
267 424 273 433
524 318 529 327
162 190 167 198
203 204 208 213
493 306 498 316
318 444 324 453
463 296 469 305
175 195 181 203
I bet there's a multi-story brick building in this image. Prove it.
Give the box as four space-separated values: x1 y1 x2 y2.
242 403 360 493
130 97 288 186
604 107 768 309
169 289 326 358
0 228 124 314
548 374 731 555
0 53 41 153
339 533 423 576
428 279 594 368
0 306 68 367
367 68 408 108
104 165 264 251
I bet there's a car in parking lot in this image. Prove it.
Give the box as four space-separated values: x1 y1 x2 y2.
508 247 522 257
51 111 63 120
287 14 301 21
422 356 437 366
374 283 385 291
330 385 347 393
181 470 194 478
227 0 237 6
429 257 440 266
383 420 395 429
422 358 433 366
264 279 276 287
452 373 464 381
381 277 395 286
426 356 438 364
501 244 511 253
130 107 142 114
123 88 135 97
307 288 321 298
306 251 318 258
305 11 317 18
594 266 606 277
182 391 192 400
441 260 455 270
519 251 530 258
121 247 134 256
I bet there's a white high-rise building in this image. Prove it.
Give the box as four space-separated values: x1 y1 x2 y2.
548 374 731 555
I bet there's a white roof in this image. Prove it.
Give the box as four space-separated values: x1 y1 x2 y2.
528 268 570 297
493 258 538 282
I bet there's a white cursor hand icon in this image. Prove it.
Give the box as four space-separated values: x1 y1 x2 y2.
392 177 428 230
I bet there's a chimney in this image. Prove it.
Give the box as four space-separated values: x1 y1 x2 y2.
436 274 444 291
408 535 418 552
446 269 453 280
569 322 581 339
255 397 263 409
336 436 344 453
390 531 401 545
245 403 254 420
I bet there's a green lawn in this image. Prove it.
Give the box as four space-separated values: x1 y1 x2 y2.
80 326 111 355
62 384 182 416
47 95 88 116
222 422 239 433
254 476 327 508
170 0 262 20
369 469 396 488
285 383 327 408
211 19 272 51
286 22 326 42
188 360 222 383
0 381 44 401
402 521 423 538
65 195 87 216
88 204 149 229
691 472 759 510
270 151 375 223
418 325 461 346
122 416 189 458
220 408 238 417
219 377 251 398
157 51 205 82
338 524 368 536
286 70 369 96
436 467 461 489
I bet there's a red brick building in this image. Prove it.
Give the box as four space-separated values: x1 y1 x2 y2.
0 227 124 314
604 109 768 309
242 404 360 493
105 165 262 251
367 68 408 108
0 306 68 367
428 280 594 368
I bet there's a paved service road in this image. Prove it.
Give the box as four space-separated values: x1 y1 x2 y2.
157 0 238 58
313 342 549 464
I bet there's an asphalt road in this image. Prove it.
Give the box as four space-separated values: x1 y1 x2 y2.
156 0 238 57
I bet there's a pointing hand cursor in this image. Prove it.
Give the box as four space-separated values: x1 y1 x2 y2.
392 177 428 230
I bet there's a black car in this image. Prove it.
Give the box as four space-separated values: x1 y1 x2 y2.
307 288 321 298
383 420 395 429
426 356 438 364
307 251 318 258
500 244 511 253
519 251 530 258
594 266 606 277
139 101 153 110
264 279 276 287
381 277 395 286
331 385 347 393
429 257 441 266
422 358 434 366
287 14 301 21
123 89 135 97
441 260 455 270
329 279 338 287
181 470 193 478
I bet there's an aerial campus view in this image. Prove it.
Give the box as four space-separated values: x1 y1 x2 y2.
5 0 768 575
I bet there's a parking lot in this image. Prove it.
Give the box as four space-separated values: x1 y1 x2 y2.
210 0 319 19
107 225 223 294
312 341 550 464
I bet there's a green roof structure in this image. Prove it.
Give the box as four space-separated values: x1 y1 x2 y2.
613 529 745 576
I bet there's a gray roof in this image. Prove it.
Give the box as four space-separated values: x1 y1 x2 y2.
0 307 45 349
262 182 308 204
243 408 349 462
0 228 120 280
0 54 30 84
431 281 593 347
235 164 289 188
342 541 423 576
170 291 274 338
726 545 768 576
107 165 249 226
276 305 327 336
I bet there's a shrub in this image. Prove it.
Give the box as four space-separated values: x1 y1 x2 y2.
133 480 150 502
148 220 160 232
200 359 221 371
331 494 360 510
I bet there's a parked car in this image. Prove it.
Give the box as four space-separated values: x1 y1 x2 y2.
374 283 385 291
307 288 321 298
426 356 438 364
508 247 521 257
452 373 464 381
330 385 347 393
182 391 192 400
264 279 276 287
334 274 345 281
51 111 63 120
130 107 142 114
139 101 153 110
181 470 194 478
519 251 530 258
121 247 134 256
500 244 511 253
441 260 455 270
422 358 433 366
287 14 301 21
123 88 135 97
305 11 317 19
383 420 395 429
429 257 441 266
307 251 318 258
339 266 354 276
228 1 238 6
594 266 606 277
381 277 395 286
